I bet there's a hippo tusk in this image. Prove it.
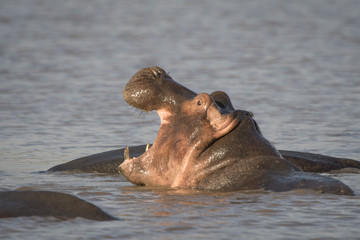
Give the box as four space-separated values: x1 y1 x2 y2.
124 146 130 160
146 143 150 152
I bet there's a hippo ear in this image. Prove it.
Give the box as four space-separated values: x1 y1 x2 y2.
210 91 235 112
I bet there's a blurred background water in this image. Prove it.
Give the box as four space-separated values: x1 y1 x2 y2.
0 0 360 239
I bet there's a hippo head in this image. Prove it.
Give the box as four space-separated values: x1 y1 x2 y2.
119 67 250 188
118 67 356 194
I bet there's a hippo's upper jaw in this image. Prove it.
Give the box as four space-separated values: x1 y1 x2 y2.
119 67 242 188
123 66 196 112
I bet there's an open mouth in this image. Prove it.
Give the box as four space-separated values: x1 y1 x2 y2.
120 97 242 164
119 67 249 187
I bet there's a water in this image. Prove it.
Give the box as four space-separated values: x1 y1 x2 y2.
1 0 360 239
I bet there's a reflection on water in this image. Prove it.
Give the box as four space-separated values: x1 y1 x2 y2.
1 0 360 239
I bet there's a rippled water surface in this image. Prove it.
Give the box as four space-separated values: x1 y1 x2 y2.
1 0 360 239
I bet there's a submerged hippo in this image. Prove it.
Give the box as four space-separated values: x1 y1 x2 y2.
117 66 355 195
0 190 116 220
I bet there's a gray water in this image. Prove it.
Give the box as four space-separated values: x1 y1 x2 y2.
1 0 360 239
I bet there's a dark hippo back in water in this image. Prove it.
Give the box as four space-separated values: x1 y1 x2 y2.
0 190 116 221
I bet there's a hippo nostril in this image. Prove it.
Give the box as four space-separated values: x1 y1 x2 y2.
197 100 202 106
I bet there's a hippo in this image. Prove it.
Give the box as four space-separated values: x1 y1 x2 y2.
0 190 116 220
48 67 359 194
115 66 355 195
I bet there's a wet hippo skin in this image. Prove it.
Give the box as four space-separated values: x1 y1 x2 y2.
48 146 146 173
0 190 116 221
49 67 359 195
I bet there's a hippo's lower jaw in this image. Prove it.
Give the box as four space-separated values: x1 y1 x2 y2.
118 104 242 188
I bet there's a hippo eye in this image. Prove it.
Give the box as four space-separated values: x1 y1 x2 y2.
152 69 162 77
197 100 202 106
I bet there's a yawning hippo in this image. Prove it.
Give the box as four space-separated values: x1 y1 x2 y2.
118 66 354 195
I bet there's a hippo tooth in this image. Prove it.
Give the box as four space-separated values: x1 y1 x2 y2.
146 143 150 152
124 146 130 160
